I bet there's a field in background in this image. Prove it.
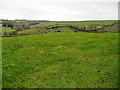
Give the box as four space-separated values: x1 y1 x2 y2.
1 20 119 36
17 20 119 34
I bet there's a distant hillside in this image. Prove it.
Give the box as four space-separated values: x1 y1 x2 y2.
1 20 119 37
98 22 119 33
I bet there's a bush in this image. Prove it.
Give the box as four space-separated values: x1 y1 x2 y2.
74 31 78 33
2 21 15 28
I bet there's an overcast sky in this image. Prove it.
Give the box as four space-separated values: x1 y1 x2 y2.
0 0 119 21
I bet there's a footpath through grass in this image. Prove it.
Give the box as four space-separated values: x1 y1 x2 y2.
2 33 118 88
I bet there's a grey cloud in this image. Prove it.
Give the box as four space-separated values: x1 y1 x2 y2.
0 0 118 21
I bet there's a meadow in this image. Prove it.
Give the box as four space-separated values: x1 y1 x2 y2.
2 32 118 88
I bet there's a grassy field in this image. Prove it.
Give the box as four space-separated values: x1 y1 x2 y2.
2 32 118 88
1 20 119 36
58 20 117 25
2 27 16 35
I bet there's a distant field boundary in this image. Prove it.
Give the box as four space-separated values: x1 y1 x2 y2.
67 22 119 33
46 22 119 33
1 21 119 37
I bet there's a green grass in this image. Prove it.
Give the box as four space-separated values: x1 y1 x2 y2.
17 28 47 35
2 32 118 88
48 27 78 32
